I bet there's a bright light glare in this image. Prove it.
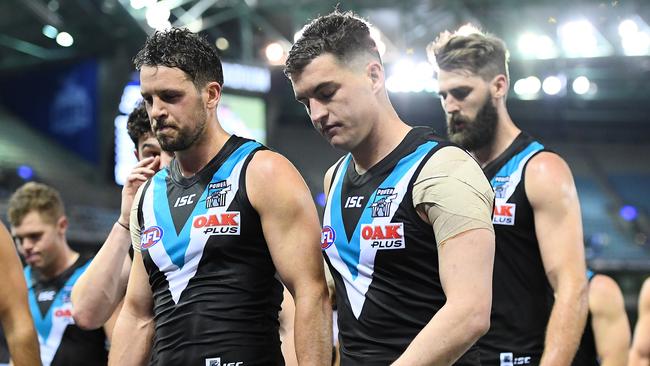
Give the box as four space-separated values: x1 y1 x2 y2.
622 31 650 56
265 42 284 63
542 76 562 95
619 19 639 38
518 33 557 59
559 20 598 57
56 32 73 47
146 3 171 30
572 76 590 95
216 37 229 51
513 76 541 98
386 58 437 93
130 0 156 10
42 25 58 39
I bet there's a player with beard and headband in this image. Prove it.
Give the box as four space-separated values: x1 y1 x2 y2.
287 11 495 366
109 28 332 366
429 26 588 366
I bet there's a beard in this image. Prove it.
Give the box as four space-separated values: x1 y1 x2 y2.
155 100 208 152
447 95 498 151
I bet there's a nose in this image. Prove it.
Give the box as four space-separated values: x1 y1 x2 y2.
441 94 460 114
149 97 168 125
309 99 328 127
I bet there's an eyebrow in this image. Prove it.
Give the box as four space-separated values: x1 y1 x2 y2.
295 81 335 101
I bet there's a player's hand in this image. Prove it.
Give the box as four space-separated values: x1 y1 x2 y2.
119 156 161 224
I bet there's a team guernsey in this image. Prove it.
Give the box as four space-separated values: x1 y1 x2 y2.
25 257 108 366
478 132 551 366
322 128 480 365
136 136 284 366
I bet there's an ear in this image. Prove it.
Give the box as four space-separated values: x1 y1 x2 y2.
57 216 68 235
366 61 384 93
204 81 222 109
491 74 509 99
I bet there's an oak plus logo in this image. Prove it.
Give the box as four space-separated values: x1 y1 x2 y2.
360 223 405 250
493 203 516 226
193 212 241 235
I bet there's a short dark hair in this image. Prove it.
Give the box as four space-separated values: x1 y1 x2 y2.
428 26 510 82
133 27 223 87
285 10 380 77
126 101 151 146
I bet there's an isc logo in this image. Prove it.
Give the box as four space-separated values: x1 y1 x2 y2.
174 194 196 207
205 358 243 366
142 226 163 249
360 223 405 250
493 203 516 226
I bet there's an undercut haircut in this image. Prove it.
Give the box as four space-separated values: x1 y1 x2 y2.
428 27 510 82
285 10 380 77
133 27 223 88
8 182 65 226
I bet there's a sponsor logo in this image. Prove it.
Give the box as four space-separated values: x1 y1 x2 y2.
38 290 56 302
360 223 405 250
174 193 196 208
205 358 243 366
54 308 72 318
493 176 510 199
321 226 336 249
499 352 531 365
142 226 163 249
193 212 240 235
370 188 398 218
500 352 513 366
493 203 516 226
344 196 365 208
206 180 231 208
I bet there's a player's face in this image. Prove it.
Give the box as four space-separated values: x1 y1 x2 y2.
437 69 498 151
291 53 379 152
136 134 174 168
11 211 66 271
140 66 209 152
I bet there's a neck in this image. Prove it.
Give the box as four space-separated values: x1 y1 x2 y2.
175 118 230 177
472 109 520 167
40 245 78 281
351 107 411 174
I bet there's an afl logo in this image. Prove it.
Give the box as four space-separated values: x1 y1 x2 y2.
321 226 336 250
142 226 163 249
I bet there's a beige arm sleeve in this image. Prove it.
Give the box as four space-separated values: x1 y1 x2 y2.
412 146 494 246
130 185 145 252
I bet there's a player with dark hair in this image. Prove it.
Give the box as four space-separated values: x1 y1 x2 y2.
71 102 172 330
109 28 332 365
430 26 588 366
287 11 495 366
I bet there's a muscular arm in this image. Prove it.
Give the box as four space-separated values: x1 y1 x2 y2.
392 228 494 366
527 152 589 366
72 156 158 329
630 278 650 366
588 275 630 366
108 250 155 366
0 223 41 366
248 151 332 365
393 147 495 365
